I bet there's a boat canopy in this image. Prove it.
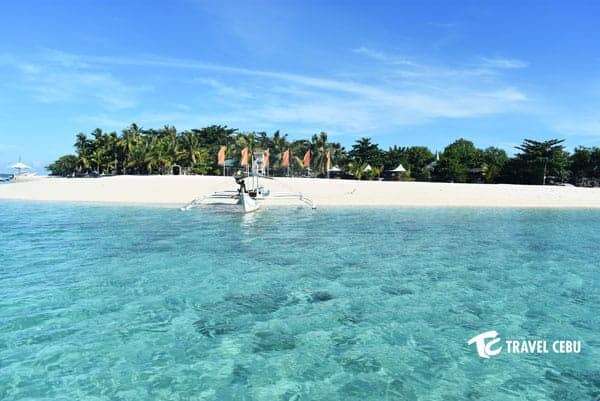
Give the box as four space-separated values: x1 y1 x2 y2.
10 162 31 170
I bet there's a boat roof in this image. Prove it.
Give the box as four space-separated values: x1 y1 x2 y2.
10 162 31 169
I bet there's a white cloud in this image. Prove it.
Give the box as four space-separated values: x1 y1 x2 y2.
4 49 530 135
480 57 529 69
3 51 149 110
352 46 415 66
553 118 600 137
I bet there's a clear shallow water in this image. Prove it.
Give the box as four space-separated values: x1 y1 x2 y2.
1 202 599 401
0 173 13 182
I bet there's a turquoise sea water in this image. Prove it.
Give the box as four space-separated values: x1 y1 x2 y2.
1 201 599 401
0 173 14 182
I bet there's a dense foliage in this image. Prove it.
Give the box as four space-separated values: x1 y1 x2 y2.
47 123 600 186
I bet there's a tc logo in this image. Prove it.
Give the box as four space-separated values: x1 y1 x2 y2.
468 331 503 358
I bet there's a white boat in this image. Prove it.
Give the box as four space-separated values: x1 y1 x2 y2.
9 161 38 182
240 192 259 213
182 152 316 213
181 173 316 213
13 172 39 182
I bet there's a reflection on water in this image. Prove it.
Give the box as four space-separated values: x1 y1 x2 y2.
0 203 599 400
240 209 258 229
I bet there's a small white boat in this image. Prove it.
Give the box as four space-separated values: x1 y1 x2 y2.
182 152 316 213
9 161 38 182
181 174 316 213
13 172 39 182
240 192 259 213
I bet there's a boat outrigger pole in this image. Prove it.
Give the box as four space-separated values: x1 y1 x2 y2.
181 169 316 213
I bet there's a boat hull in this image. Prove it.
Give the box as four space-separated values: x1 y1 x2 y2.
239 192 259 213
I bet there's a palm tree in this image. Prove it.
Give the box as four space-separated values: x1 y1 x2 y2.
311 132 329 176
179 131 203 168
145 135 164 174
90 145 104 174
163 126 181 172
289 139 311 175
120 123 143 174
127 137 150 174
349 137 382 166
74 133 92 173
232 132 258 167
482 147 508 183
104 132 119 174
271 130 290 170
347 162 368 180
87 129 109 174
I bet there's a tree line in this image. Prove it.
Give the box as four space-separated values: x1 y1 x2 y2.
47 123 600 186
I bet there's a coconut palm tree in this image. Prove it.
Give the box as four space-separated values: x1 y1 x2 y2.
347 162 368 180
271 130 290 170
74 133 92 173
349 137 383 167
127 137 150 174
120 123 143 174
179 131 203 168
311 132 329 176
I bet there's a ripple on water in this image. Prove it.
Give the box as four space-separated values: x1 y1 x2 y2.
1 203 599 400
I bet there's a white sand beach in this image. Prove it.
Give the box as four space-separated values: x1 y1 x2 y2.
1 175 600 208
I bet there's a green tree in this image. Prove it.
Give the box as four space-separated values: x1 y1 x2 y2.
47 155 79 177
383 146 409 171
74 133 92 173
311 132 330 176
127 136 151 174
406 146 435 180
433 139 483 183
347 162 369 180
120 123 143 174
271 130 290 171
290 139 311 173
570 147 600 185
482 147 508 183
514 139 569 185
349 137 383 167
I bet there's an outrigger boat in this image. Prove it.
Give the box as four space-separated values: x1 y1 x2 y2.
9 161 38 182
181 172 316 213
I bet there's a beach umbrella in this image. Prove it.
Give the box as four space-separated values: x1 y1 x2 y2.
389 164 406 172
363 164 372 172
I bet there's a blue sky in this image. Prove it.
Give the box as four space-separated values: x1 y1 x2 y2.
1 0 600 171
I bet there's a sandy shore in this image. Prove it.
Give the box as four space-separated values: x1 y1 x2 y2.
1 175 600 208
